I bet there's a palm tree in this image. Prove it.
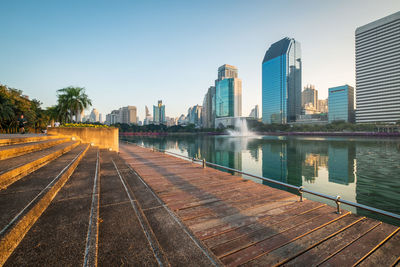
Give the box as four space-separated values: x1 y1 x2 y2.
57 87 92 123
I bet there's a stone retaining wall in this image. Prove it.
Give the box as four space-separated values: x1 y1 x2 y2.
47 127 119 152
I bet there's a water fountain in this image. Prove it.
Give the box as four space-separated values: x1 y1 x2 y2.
226 118 256 137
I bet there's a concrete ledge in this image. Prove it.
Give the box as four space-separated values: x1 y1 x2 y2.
47 127 119 152
0 144 89 266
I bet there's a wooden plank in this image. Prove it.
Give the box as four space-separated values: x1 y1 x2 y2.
168 187 294 212
242 214 363 266
178 196 298 221
359 230 400 266
168 187 293 211
187 196 299 230
283 218 381 266
320 223 399 266
191 199 313 239
184 196 298 226
203 200 323 248
220 209 349 266
214 205 336 258
160 182 261 204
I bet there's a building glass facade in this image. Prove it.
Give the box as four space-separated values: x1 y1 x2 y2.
216 79 234 117
328 85 354 123
214 64 242 121
153 100 165 124
262 37 302 124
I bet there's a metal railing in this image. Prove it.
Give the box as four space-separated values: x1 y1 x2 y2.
125 141 400 222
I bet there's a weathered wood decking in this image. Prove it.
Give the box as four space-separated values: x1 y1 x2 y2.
120 144 400 267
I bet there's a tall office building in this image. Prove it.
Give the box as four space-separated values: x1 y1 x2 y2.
201 86 216 128
144 105 152 125
318 99 328 113
262 37 302 124
328 85 355 123
105 106 137 125
105 109 119 125
153 100 166 124
76 110 85 122
356 11 400 123
249 105 259 119
89 108 100 122
120 106 137 124
215 64 242 119
302 85 318 109
187 105 202 126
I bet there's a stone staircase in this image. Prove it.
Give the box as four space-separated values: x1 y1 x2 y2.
0 135 219 266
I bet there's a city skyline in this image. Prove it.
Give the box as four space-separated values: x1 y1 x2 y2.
1 1 399 120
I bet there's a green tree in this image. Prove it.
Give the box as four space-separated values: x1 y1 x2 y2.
57 86 92 123
0 93 15 131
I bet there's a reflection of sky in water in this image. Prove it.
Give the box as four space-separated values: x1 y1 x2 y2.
123 135 400 224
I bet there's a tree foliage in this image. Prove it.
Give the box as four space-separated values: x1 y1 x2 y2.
0 84 49 133
56 86 92 123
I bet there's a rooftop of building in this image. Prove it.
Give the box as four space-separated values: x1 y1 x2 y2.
262 37 294 63
356 10 400 35
217 64 237 71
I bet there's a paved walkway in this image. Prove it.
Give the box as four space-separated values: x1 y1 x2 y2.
120 144 400 267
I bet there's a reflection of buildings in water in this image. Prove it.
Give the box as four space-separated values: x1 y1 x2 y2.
302 153 328 183
355 143 400 218
249 147 260 162
328 143 355 185
185 136 243 171
262 142 287 183
213 137 243 170
261 141 303 189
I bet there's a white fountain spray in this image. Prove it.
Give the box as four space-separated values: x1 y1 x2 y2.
226 118 256 137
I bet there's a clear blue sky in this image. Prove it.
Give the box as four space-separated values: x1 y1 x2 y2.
1 0 399 120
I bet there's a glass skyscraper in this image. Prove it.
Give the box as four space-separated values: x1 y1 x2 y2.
356 11 400 123
328 85 355 123
215 64 242 119
153 100 165 124
262 37 302 124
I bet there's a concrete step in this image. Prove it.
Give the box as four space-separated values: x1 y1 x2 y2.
97 150 166 266
0 137 70 161
108 152 220 266
0 144 89 266
0 135 61 147
0 141 80 190
4 147 99 266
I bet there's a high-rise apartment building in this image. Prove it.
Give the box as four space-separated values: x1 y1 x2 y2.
153 100 166 124
355 11 400 123
328 85 355 123
262 37 302 124
215 64 242 118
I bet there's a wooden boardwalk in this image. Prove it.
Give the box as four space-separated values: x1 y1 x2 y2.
120 144 400 267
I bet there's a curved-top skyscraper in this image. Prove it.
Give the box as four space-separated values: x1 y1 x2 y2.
262 37 302 124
